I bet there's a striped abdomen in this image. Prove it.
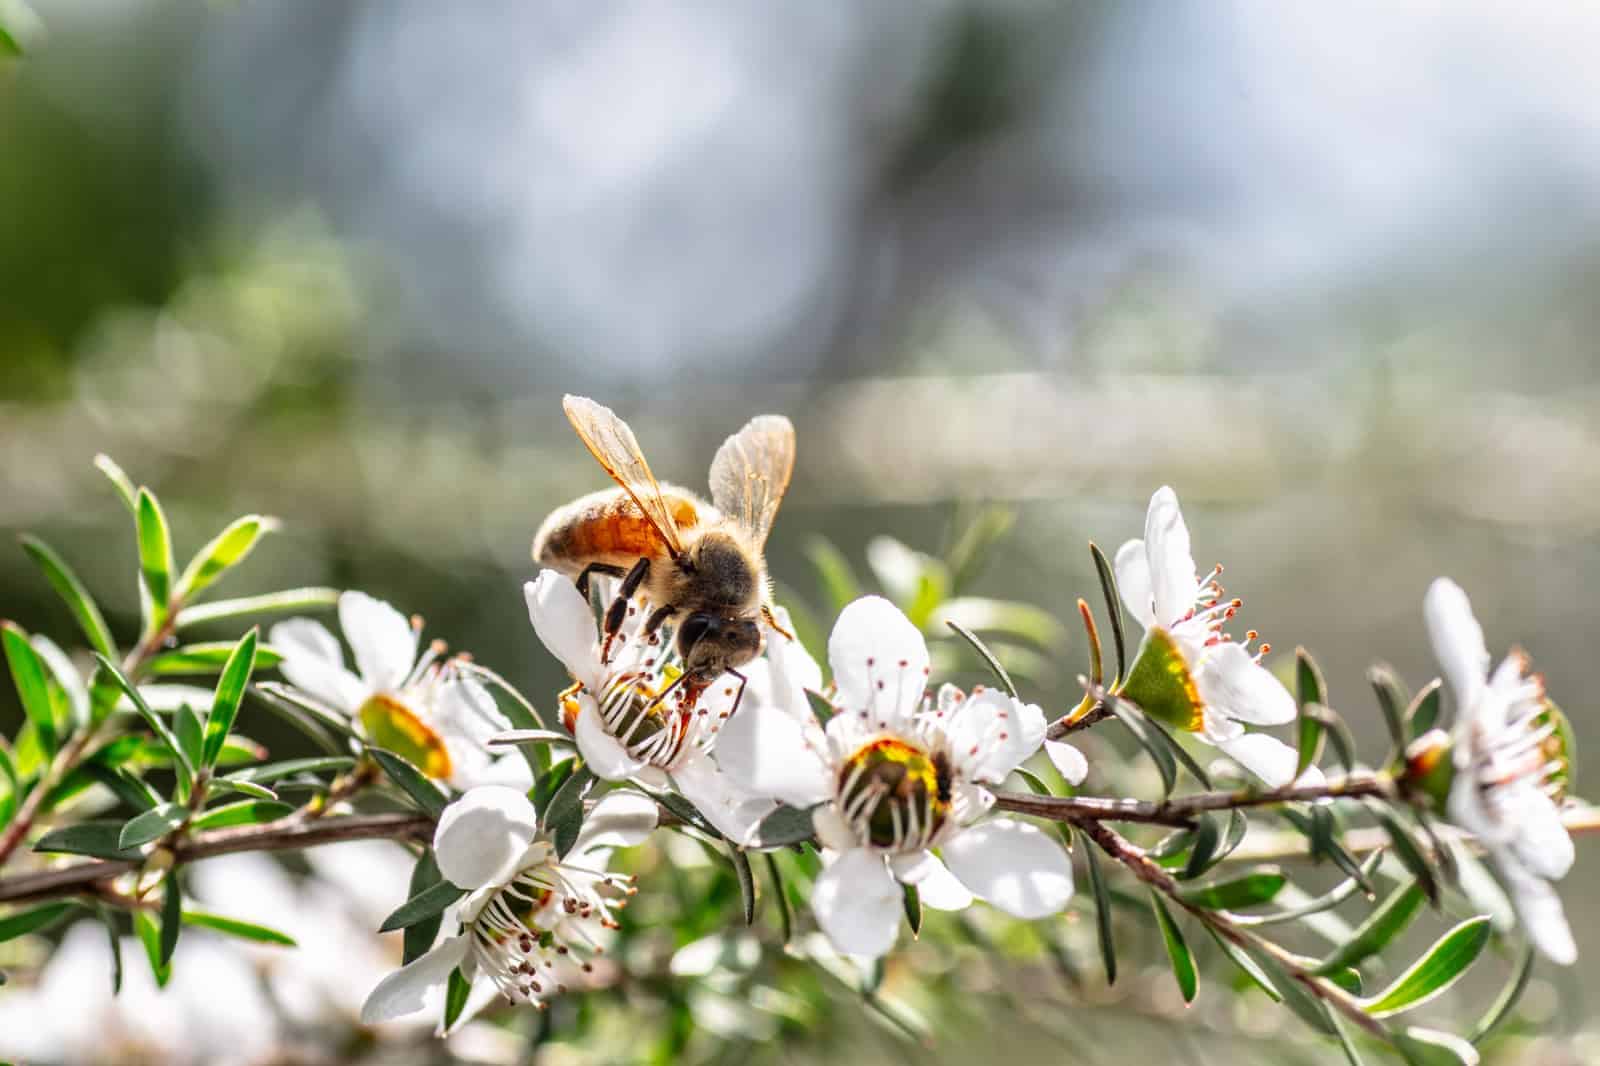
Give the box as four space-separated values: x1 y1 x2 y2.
533 485 709 575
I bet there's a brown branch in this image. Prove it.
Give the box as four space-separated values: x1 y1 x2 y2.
0 812 433 904
994 772 1393 830
1046 703 1112 741
1225 804 1600 864
992 791 1195 828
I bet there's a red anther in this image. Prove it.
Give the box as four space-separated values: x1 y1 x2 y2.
1230 598 1243 608
867 657 875 666
1245 630 1258 641
898 659 908 668
1259 643 1272 654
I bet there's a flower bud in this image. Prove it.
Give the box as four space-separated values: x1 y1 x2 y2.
1401 728 1455 809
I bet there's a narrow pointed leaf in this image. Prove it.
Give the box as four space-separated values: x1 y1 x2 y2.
209 778 278 801
95 904 124 994
1088 542 1126 685
83 762 161 812
1231 850 1383 927
381 877 468 933
133 907 171 987
1149 891 1197 1003
34 820 144 860
136 488 175 631
443 966 471 1032
1315 878 1426 975
1470 942 1535 1044
224 756 355 785
370 748 448 818
181 910 296 946
545 764 597 858
730 844 757 925
402 851 447 962
1100 689 1177 796
1205 926 1280 1001
1178 867 1287 910
1294 647 1327 777
118 802 189 849
1084 843 1116 985
1367 802 1439 906
764 853 793 944
2 623 56 756
944 620 1018 698
1179 812 1223 880
93 653 194 788
19 536 115 659
173 704 203 792
1359 917 1491 1017
1407 680 1444 736
1394 1027 1481 1066
159 876 182 967
0 901 78 942
94 454 138 514
1368 663 1409 761
175 587 340 629
190 800 294 831
201 629 258 767
755 804 815 848
175 515 278 602
1243 945 1335 1035
902 883 922 937
147 642 282 677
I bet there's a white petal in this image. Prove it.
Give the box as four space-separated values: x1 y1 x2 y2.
1143 486 1199 627
434 786 541 889
812 805 857 852
1506 788 1575 882
672 756 775 846
811 848 902 958
360 935 469 1023
1197 642 1297 725
827 596 929 726
1216 732 1299 787
525 572 602 689
1499 860 1577 965
1044 740 1089 786
457 753 535 792
1113 538 1158 632
572 788 659 854
890 851 973 911
715 701 834 809
575 700 649 782
943 690 1045 783
941 817 1074 919
1424 578 1490 717
339 591 418 693
762 606 825 720
269 618 367 711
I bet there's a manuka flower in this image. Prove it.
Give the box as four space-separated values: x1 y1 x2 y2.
271 591 530 791
1113 486 1301 786
717 595 1073 959
524 569 792 842
360 785 656 1029
1424 578 1576 964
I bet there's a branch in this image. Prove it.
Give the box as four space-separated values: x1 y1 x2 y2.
992 791 1194 828
1225 804 1600 864
0 812 433 904
1046 703 1111 741
993 772 1392 829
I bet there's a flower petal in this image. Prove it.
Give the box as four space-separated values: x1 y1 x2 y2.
269 618 366 711
1113 538 1158 632
827 596 929 727
1215 732 1299 787
360 934 469 1024
1197 642 1296 725
338 592 418 693
715 701 834 809
672 755 777 846
1507 788 1576 882
1045 740 1089 786
1424 578 1490 717
941 817 1073 919
890 850 974 911
1143 486 1199 628
575 699 649 782
1499 860 1577 965
525 571 602 689
942 689 1045 783
434 786 540 890
760 605 825 720
811 848 902 958
572 788 660 855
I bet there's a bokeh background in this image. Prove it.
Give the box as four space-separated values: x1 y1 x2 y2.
2 1 1598 1063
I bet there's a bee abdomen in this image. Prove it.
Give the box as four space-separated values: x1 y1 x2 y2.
533 487 706 573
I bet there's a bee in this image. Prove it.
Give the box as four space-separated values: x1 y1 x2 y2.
533 394 796 697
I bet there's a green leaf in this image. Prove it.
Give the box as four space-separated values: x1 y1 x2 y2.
93 653 194 790
1231 850 1384 927
1294 648 1327 777
402 851 448 963
1100 688 1178 796
544 764 597 858
208 777 277 802
82 761 161 812
1315 878 1426 974
370 748 448 818
1470 942 1534 1044
1306 704 1357 772
173 704 203 793
251 683 355 750
729 844 757 925
96 904 123 994
190 800 294 831
1360 917 1491 1017
2 623 57 756
1179 812 1222 880
1205 925 1280 1001
147 642 283 677
19 536 116 659
1149 891 1197 1003
1367 802 1440 906
1407 680 1444 736
224 756 355 785
159 876 182 968
380 877 468 933
764 853 793 945
443 966 471 1032
182 910 296 946
1368 663 1409 762
118 802 189 849
1243 945 1335 1036
804 536 862 614
944 620 1018 698
133 907 171 987
1328 1008 1369 1066
0 901 77 942
530 756 576 815
1179 867 1288 910
34 820 143 860
1088 542 1127 685
805 688 836 724
755 804 816 848
1084 842 1116 985
174 515 279 602
1394 1027 1482 1066
201 629 258 768
94 454 138 514
136 487 176 632
174 587 340 630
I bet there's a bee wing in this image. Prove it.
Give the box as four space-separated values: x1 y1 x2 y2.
708 414 795 551
562 395 685 556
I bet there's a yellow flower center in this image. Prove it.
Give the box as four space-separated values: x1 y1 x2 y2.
838 738 952 849
358 694 452 780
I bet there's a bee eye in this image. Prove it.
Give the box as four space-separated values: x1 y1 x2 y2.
677 613 717 655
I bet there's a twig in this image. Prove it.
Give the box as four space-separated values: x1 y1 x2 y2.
1047 703 1112 740
992 791 1195 828
1225 804 1600 864
994 772 1392 829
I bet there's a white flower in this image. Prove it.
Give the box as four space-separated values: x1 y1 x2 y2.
271 591 530 791
1424 578 1576 965
361 785 656 1028
524 570 783 842
1114 486 1301 786
717 596 1073 959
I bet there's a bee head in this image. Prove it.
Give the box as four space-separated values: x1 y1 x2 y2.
678 611 763 683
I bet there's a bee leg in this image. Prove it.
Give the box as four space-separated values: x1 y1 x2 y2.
724 668 748 719
575 562 627 600
600 558 652 664
760 604 794 641
642 604 677 645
